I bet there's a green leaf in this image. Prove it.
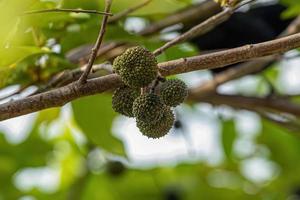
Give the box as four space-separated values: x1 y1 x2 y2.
257 121 300 195
221 120 237 160
0 127 52 198
61 0 101 10
281 0 300 18
0 0 41 47
0 46 50 67
156 43 199 62
35 108 61 125
0 133 52 169
110 0 189 16
62 0 188 16
81 163 258 200
257 120 300 170
72 94 125 156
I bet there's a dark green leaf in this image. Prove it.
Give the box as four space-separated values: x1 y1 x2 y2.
221 120 237 160
72 94 125 156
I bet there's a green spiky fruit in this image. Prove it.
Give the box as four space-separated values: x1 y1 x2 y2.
133 93 165 124
137 108 174 139
160 79 188 107
113 46 157 88
112 86 140 117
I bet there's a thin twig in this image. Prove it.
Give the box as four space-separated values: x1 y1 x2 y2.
66 42 125 64
152 0 255 57
256 111 300 133
283 54 300 60
234 0 256 9
32 63 113 95
23 8 113 16
78 0 113 84
108 0 152 24
47 1 219 85
149 1 234 91
150 75 165 93
139 0 221 36
0 85 30 102
152 7 233 56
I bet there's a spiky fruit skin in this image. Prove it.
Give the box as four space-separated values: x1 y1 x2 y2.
137 108 174 139
112 86 139 117
133 93 164 124
113 46 157 88
160 79 188 107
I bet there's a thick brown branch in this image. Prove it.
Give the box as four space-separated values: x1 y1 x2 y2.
0 74 122 121
2 33 300 121
189 57 275 97
158 32 300 76
78 0 112 84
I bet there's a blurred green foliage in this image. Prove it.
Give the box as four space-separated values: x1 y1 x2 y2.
1 0 300 200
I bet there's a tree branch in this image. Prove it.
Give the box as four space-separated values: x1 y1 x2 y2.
32 63 113 95
0 85 30 101
138 0 221 36
189 56 276 97
190 92 300 134
23 8 113 16
188 16 300 97
2 32 300 121
78 0 112 84
108 0 152 24
256 111 300 133
63 1 220 66
158 32 300 76
188 93 300 117
153 6 233 56
66 42 125 64
0 74 122 121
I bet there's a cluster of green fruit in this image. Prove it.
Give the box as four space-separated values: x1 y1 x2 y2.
112 46 188 139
